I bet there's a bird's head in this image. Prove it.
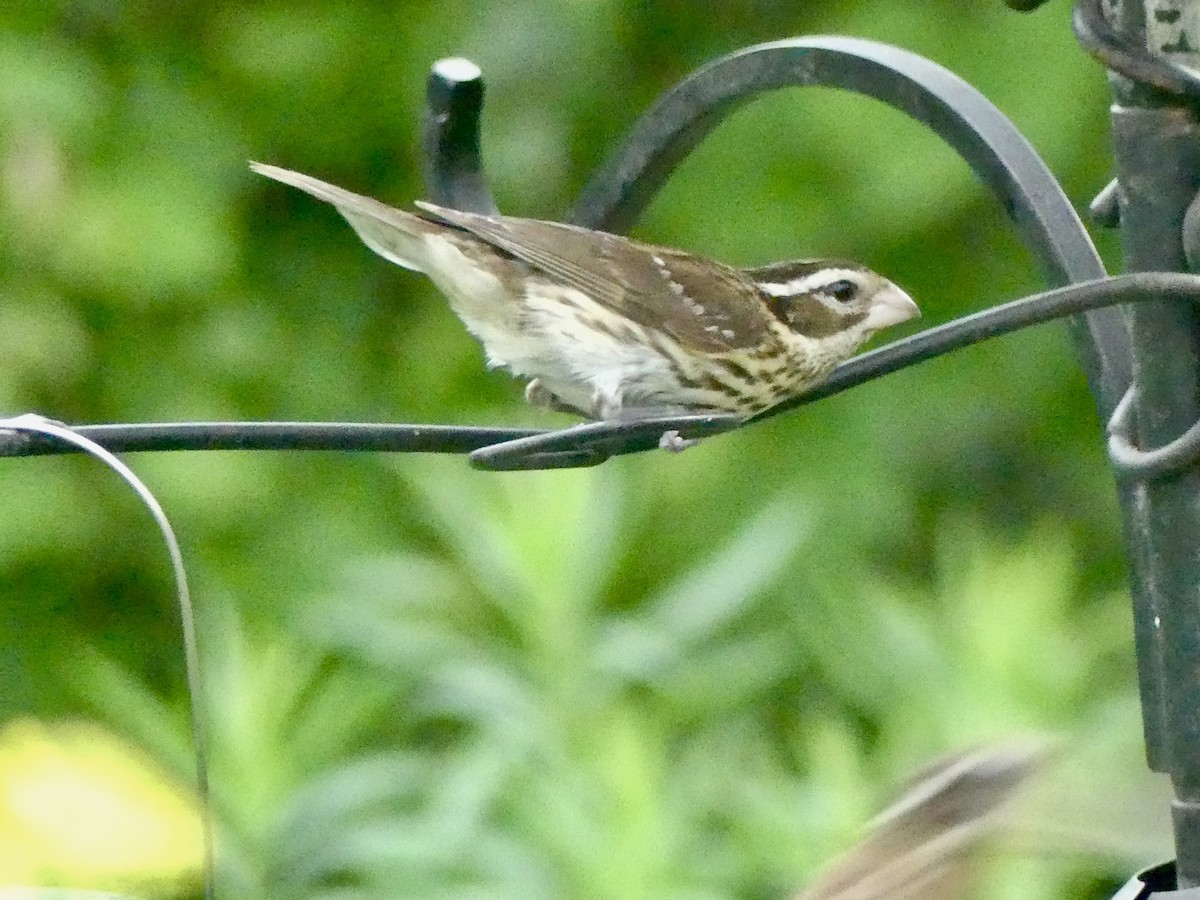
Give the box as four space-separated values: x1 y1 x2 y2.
748 260 919 345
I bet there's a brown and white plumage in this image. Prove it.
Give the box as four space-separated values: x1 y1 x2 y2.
251 162 918 419
797 740 1046 900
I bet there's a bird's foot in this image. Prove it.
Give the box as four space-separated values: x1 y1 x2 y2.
657 430 701 453
525 379 587 416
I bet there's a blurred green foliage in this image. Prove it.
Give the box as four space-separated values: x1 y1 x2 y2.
0 1 1170 898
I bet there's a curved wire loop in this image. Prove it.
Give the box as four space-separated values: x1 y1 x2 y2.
0 415 216 900
1108 385 1200 479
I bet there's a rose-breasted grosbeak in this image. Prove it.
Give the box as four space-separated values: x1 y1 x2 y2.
252 163 918 420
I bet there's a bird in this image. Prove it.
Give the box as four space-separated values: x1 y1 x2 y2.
796 739 1046 900
251 162 919 422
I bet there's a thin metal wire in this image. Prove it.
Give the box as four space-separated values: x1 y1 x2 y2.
0 421 544 458
0 414 214 900
467 413 741 470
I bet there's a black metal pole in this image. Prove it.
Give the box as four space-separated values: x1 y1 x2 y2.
1103 0 1200 886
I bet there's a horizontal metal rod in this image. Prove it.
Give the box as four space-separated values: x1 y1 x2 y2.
0 421 543 458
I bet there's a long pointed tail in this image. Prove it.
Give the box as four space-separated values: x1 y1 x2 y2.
250 162 434 272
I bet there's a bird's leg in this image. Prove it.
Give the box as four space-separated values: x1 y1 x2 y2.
589 387 626 422
524 382 697 451
586 389 704 453
525 379 587 416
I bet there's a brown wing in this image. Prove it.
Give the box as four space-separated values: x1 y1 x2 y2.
415 201 772 352
797 741 1046 900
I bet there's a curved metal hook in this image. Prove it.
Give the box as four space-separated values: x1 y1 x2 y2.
567 37 1130 417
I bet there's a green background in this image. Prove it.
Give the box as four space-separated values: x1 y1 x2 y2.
0 1 1172 898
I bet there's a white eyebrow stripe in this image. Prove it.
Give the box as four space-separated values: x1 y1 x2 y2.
759 282 802 297
757 267 865 298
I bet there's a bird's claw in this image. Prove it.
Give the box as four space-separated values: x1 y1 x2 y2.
658 430 700 453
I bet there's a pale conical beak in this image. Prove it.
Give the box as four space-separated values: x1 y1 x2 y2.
863 285 920 331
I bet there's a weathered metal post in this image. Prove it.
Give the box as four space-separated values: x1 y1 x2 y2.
1100 0 1200 886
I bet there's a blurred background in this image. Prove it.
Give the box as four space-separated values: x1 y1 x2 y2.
0 1 1172 898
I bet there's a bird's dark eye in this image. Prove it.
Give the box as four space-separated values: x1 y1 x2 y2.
825 279 858 303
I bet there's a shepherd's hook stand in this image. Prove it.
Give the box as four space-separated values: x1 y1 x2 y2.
1064 0 1200 893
